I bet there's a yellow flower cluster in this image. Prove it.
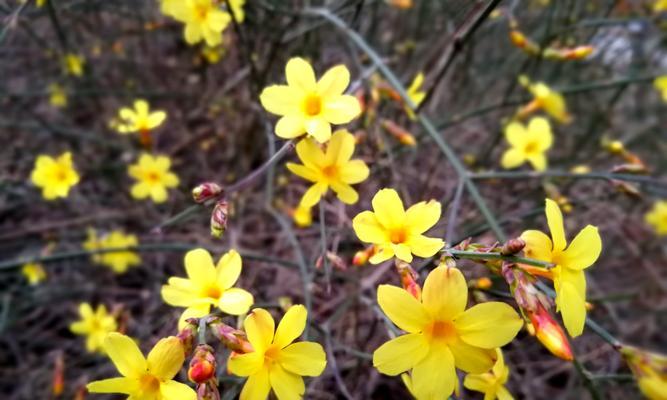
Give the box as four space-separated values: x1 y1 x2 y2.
83 228 141 273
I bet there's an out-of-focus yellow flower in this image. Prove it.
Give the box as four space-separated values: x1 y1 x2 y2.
654 76 667 102
87 333 196 399
113 99 166 135
48 83 67 108
83 229 141 273
501 117 553 171
292 203 313 227
260 57 361 143
30 152 80 200
128 154 179 203
228 305 327 400
570 164 591 174
464 349 514 400
520 76 571 123
373 267 522 399
201 44 225 64
621 345 667 400
69 303 117 353
645 200 667 236
22 262 46 285
36 0 46 7
161 248 254 329
62 53 85 77
352 188 444 264
287 129 369 207
405 72 425 119
166 0 231 46
228 0 245 22
388 0 414 9
654 0 667 13
521 199 602 337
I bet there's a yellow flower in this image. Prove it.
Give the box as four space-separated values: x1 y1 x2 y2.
22 262 46 285
228 305 327 400
373 267 522 399
87 333 196 399
654 76 667 102
292 203 313 227
30 152 80 200
501 117 553 171
128 154 179 203
352 188 444 264
167 0 231 46
464 349 514 400
114 100 167 134
62 53 85 77
36 0 46 7
201 44 225 64
621 345 667 400
520 199 602 337
260 57 361 143
287 129 369 207
228 0 245 22
83 229 141 273
654 0 667 13
69 303 118 353
645 200 667 236
48 83 67 108
521 77 570 123
161 248 254 329
405 72 425 119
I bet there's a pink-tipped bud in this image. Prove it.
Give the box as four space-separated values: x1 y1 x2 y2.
381 119 416 147
396 261 421 300
177 318 199 356
192 182 223 203
501 238 526 256
52 352 65 396
196 381 221 400
188 344 217 384
210 200 229 238
209 320 254 354
529 304 573 361
352 246 376 267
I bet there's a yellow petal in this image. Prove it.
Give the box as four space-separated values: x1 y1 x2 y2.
86 377 138 394
147 336 185 381
148 111 167 128
422 267 468 320
353 211 389 244
339 159 369 184
245 308 275 352
275 115 306 139
177 304 210 330
259 85 302 116
330 181 358 204
273 305 307 349
545 199 567 252
103 332 147 378
405 200 441 235
520 230 553 262
377 284 430 333
411 346 457 400
529 117 552 150
285 57 316 93
392 243 413 262
406 235 444 258
161 283 196 307
454 302 522 349
527 153 547 171
558 281 586 337
501 148 526 169
497 386 515 400
561 225 601 270
295 137 325 169
228 351 264 377
504 122 527 147
324 129 354 165
316 65 350 98
184 248 216 288
279 342 326 376
300 182 328 208
371 188 405 230
463 374 491 394
160 380 197 400
269 363 305 400
79 302 93 319
304 117 332 143
449 339 495 373
321 95 361 124
286 163 318 182
240 367 271 400
218 288 254 315
369 246 394 264
372 333 429 376
216 249 242 289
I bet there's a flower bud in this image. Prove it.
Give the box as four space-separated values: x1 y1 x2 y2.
352 246 376 267
192 182 223 203
529 304 573 361
196 381 221 400
316 251 347 271
210 200 229 238
501 238 526 256
472 277 493 290
177 318 199 356
620 344 667 400
52 352 65 396
396 261 421 300
209 319 254 354
381 119 416 147
188 344 217 384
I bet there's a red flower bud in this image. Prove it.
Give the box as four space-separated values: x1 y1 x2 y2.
529 304 573 361
192 182 223 203
188 345 217 384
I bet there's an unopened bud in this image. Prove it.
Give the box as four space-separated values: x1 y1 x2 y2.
381 119 416 147
396 261 421 300
606 140 625 154
564 45 594 60
278 296 293 311
291 204 312 227
612 180 642 198
177 318 199 356
192 182 223 203
473 277 493 290
210 200 229 238
529 305 573 361
52 352 65 396
74 385 86 400
352 246 376 267
196 381 221 400
209 320 253 354
611 163 649 175
501 238 526 256
188 344 217 384
316 251 347 271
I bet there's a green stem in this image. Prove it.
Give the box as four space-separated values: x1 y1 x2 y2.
447 249 555 269
470 170 667 188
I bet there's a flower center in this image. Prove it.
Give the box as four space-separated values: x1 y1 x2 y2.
321 165 338 179
303 94 322 116
203 286 222 299
54 167 68 182
264 345 281 364
145 171 161 183
425 320 458 344
524 141 539 154
194 5 209 21
389 228 407 244
138 374 160 394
